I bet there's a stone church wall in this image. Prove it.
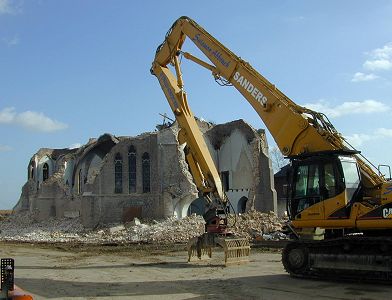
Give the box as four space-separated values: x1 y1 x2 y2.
14 120 277 228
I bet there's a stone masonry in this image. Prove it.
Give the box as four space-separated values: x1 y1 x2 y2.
14 119 277 228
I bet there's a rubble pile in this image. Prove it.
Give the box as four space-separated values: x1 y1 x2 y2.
0 211 84 243
0 211 12 222
82 215 205 244
229 210 287 240
0 210 286 244
127 215 205 243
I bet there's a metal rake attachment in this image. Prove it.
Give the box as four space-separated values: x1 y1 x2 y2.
187 234 250 266
218 238 250 265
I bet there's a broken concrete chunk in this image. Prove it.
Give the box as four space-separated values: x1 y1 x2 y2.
108 225 126 234
132 217 141 226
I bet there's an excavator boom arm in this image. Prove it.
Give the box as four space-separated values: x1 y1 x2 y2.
153 64 224 199
151 16 383 188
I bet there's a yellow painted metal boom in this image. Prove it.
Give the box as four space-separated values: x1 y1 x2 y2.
151 16 384 198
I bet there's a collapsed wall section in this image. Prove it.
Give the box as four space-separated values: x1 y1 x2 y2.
206 119 277 213
158 125 198 219
14 148 78 220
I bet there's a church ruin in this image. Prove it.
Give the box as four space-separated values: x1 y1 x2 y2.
14 119 277 227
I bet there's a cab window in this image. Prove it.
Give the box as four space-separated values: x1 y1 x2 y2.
295 164 320 198
322 163 339 199
291 160 343 215
293 164 321 213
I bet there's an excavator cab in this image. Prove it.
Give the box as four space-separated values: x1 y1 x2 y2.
287 153 361 222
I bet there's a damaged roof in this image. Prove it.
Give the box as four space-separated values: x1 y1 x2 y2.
206 119 262 149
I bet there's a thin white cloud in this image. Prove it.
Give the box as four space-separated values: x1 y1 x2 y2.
352 42 392 81
344 133 373 148
0 107 68 132
302 99 389 118
0 0 20 15
0 0 12 14
375 128 392 137
363 43 392 71
69 143 82 149
345 127 392 148
0 145 12 152
2 35 19 46
284 16 305 23
351 72 378 82
364 59 392 71
0 107 15 123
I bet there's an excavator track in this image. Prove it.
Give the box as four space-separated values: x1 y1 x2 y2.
282 236 392 283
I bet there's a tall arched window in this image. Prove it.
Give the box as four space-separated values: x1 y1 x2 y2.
43 163 49 181
114 153 123 193
142 152 150 193
78 168 83 194
128 146 136 193
29 161 35 180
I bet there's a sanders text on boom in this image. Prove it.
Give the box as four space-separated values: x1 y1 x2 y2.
233 71 267 106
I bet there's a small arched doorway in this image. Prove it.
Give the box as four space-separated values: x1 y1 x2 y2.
237 196 248 213
187 197 207 216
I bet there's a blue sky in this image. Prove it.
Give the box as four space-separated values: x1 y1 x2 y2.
1 0 392 209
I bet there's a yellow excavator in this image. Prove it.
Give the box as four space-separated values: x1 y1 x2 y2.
151 16 392 280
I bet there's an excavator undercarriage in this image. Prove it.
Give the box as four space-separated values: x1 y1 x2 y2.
282 236 392 283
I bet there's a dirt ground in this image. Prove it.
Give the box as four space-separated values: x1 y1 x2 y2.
0 242 390 300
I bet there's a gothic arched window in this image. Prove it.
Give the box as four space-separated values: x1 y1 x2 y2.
78 168 83 194
128 146 136 193
142 152 150 193
29 161 35 180
115 153 123 193
43 163 49 181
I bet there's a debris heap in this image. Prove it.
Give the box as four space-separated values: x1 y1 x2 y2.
0 211 84 243
0 210 286 244
229 210 287 240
